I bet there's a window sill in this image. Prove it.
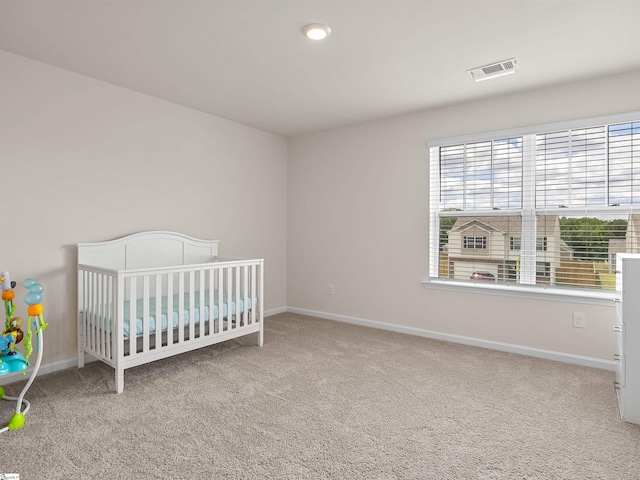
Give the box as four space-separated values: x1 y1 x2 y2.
422 279 616 306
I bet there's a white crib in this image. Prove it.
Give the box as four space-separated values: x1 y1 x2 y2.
77 231 264 393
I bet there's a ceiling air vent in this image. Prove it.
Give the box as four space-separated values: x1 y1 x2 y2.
467 58 517 82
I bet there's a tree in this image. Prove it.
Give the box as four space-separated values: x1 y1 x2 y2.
439 215 458 250
560 216 627 261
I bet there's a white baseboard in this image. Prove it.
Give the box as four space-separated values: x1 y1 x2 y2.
286 307 616 371
264 306 288 317
1 305 613 386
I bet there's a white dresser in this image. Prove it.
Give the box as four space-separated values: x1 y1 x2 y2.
615 253 640 424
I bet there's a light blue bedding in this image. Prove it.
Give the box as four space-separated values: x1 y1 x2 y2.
123 291 255 337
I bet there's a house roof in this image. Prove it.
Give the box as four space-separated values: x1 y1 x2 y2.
452 216 559 236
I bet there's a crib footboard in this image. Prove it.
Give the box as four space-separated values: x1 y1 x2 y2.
78 258 264 393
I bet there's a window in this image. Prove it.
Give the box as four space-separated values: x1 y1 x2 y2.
510 236 546 251
536 237 547 252
429 113 640 295
464 235 486 249
536 262 550 279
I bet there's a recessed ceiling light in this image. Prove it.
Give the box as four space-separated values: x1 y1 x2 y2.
468 58 518 82
302 23 331 40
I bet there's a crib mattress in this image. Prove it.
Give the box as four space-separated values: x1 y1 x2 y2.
120 291 255 337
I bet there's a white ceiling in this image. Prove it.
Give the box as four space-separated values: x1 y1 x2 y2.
1 0 639 137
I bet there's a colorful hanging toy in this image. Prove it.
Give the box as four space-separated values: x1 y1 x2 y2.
0 271 47 432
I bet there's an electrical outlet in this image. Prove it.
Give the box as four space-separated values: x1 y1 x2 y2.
327 283 334 295
573 312 586 328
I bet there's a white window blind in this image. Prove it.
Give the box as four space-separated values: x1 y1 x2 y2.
440 138 523 211
429 116 640 294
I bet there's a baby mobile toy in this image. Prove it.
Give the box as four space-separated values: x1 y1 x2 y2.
0 271 48 432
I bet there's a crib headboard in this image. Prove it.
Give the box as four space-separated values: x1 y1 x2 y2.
78 231 220 270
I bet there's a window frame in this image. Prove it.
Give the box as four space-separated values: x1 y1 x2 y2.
426 111 640 304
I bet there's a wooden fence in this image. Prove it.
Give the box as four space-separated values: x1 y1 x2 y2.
556 259 597 288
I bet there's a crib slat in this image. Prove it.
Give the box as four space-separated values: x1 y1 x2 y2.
188 270 195 341
129 278 137 359
208 269 214 336
178 272 185 344
81 270 87 351
218 268 224 333
93 272 99 355
84 271 89 351
87 270 92 350
85 271 91 352
243 265 248 327
198 269 205 339
226 268 232 331
90 271 95 350
98 273 104 352
85 271 90 351
91 272 97 351
143 276 150 353
259 261 264 346
167 273 174 347
104 273 111 358
155 274 162 351
229 267 240 328
92 272 98 355
102 274 109 357
98 273 104 357
251 264 256 326
103 274 108 356
106 274 113 360
98 273 103 353
115 273 125 392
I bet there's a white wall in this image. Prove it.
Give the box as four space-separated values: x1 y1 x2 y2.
4 46 639 373
0 51 288 366
288 69 640 365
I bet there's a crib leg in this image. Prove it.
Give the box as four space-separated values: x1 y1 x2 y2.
116 368 124 394
258 325 264 347
78 319 85 368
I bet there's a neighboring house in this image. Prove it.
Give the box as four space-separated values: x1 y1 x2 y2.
625 214 640 254
609 215 640 270
609 237 627 270
444 215 570 283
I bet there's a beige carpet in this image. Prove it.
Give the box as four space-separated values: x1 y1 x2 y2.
1 312 639 479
